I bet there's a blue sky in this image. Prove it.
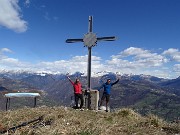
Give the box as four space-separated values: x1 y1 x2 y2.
0 0 180 79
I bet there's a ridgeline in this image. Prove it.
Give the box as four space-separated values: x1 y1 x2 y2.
0 106 180 135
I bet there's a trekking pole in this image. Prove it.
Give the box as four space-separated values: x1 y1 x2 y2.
0 116 44 134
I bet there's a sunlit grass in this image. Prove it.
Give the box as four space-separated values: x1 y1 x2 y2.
0 106 179 135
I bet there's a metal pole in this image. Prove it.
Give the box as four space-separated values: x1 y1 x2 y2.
87 47 91 89
6 98 10 111
34 97 37 107
87 47 92 109
87 16 93 109
88 16 93 33
6 98 8 111
9 98 10 108
87 16 93 89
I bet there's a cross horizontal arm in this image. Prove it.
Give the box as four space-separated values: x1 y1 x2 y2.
66 38 83 43
97 36 116 41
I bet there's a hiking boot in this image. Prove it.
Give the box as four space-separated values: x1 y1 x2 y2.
80 108 84 111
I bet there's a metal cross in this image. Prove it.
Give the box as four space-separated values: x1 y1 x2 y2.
66 16 116 109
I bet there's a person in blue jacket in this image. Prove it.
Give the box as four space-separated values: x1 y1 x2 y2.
98 78 119 112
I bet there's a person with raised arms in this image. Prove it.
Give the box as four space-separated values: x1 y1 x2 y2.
67 75 84 110
98 77 119 112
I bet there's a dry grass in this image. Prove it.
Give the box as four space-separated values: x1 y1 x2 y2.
0 106 179 135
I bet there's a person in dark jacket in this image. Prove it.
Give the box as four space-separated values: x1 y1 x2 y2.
67 76 84 109
98 78 119 112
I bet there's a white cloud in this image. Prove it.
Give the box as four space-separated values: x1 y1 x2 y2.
25 0 30 5
173 64 180 72
104 47 178 78
163 48 180 62
163 48 178 55
0 47 179 79
34 55 103 74
0 48 13 53
0 0 27 32
0 48 31 70
110 47 167 68
0 57 31 71
0 48 13 59
0 57 19 64
120 47 149 57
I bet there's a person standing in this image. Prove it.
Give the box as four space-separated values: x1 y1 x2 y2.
67 75 84 110
98 78 119 112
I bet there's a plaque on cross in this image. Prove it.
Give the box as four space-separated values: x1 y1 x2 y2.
66 16 116 109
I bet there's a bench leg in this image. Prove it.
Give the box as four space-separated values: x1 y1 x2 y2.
34 97 37 107
6 98 10 111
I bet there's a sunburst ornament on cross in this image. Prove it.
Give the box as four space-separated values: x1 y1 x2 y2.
83 32 97 47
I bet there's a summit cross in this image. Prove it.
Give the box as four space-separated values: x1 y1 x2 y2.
66 16 116 109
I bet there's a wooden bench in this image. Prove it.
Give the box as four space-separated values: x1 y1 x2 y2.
4 93 40 111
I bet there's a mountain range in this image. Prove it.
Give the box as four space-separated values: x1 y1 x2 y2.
0 71 180 121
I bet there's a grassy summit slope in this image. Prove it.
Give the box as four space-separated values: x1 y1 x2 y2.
0 107 179 135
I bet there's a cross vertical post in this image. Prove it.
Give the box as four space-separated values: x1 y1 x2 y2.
87 47 91 89
86 16 93 109
66 16 116 109
87 16 93 90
